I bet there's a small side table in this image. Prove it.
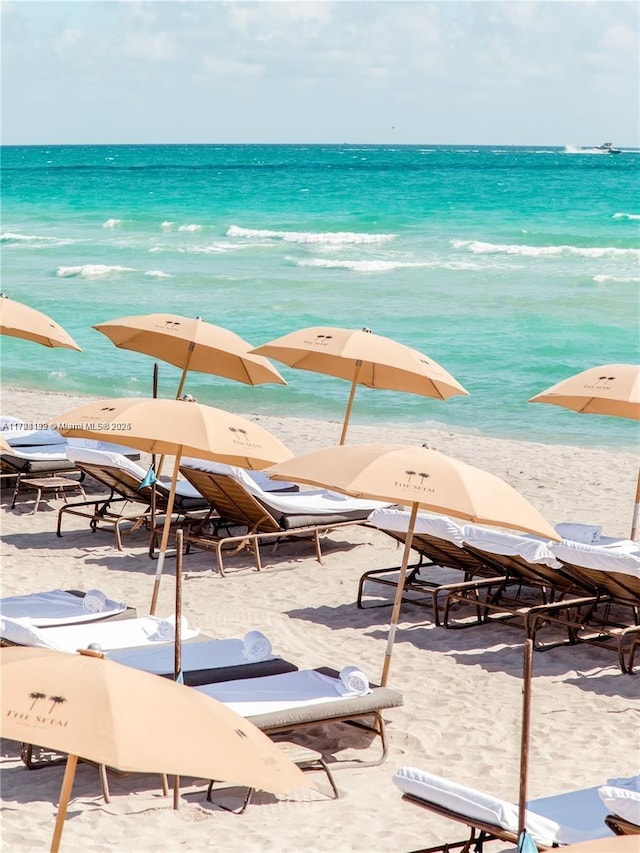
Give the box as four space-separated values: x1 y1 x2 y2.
14 476 86 514
206 740 339 812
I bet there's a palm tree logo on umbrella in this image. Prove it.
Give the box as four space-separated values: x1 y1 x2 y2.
401 469 431 490
48 696 67 715
27 692 67 714
29 691 46 711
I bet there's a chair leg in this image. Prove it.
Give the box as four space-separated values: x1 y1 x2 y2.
206 780 254 814
10 473 23 508
318 757 339 799
31 485 44 514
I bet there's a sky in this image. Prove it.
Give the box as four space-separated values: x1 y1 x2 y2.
2 0 638 146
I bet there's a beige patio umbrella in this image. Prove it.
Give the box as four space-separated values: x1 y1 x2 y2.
251 326 468 444
266 443 558 685
51 397 293 614
529 364 640 539
94 313 286 399
558 838 640 852
0 293 81 351
0 646 310 853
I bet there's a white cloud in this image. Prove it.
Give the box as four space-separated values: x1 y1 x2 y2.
602 22 638 52
2 1 638 145
53 27 83 59
202 55 262 76
121 31 177 62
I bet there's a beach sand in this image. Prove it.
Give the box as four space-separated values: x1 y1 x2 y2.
1 386 639 853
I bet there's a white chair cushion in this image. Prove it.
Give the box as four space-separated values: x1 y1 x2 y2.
3 426 67 446
367 508 467 546
392 767 611 847
66 446 203 500
461 524 560 567
182 457 383 515
551 539 640 579
598 778 640 825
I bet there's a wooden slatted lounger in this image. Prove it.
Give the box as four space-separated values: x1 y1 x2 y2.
179 463 382 575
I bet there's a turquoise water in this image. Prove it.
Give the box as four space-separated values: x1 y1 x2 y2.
1 144 639 449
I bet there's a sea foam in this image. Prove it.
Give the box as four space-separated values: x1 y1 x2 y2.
227 225 395 244
102 218 123 228
593 274 640 284
1 232 74 247
148 242 241 254
56 264 136 279
613 213 640 220
294 257 446 273
451 239 640 259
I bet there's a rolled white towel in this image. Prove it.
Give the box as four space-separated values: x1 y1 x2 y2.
82 589 107 614
242 630 272 662
555 523 602 545
338 665 370 696
155 614 188 641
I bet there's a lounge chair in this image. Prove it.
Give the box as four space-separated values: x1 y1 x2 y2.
1 444 81 505
441 526 600 643
361 509 509 626
392 766 614 851
0 588 136 627
58 447 209 550
195 667 403 768
524 536 640 673
0 613 201 651
179 459 385 575
0 616 298 686
1 420 141 505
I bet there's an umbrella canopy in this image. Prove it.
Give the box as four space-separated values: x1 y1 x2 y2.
252 326 468 444
266 443 557 684
529 364 640 539
94 313 286 399
529 364 640 421
557 839 639 852
1 646 309 852
52 397 293 613
0 293 81 351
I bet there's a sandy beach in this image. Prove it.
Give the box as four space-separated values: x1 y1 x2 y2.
1 386 639 853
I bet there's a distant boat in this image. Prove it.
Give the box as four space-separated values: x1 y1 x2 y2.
593 142 622 154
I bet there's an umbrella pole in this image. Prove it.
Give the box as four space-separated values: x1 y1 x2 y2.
339 361 362 446
518 639 534 838
173 536 183 811
150 449 183 616
381 502 418 687
156 353 193 479
631 467 640 541
50 753 78 853
174 529 183 682
175 366 188 400
175 344 195 400
151 363 159 537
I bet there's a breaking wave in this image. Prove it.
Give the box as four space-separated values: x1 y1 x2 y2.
1 232 75 247
56 264 136 279
451 239 640 259
291 257 482 273
227 225 395 244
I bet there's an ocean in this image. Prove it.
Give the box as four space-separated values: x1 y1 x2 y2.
1 143 639 450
